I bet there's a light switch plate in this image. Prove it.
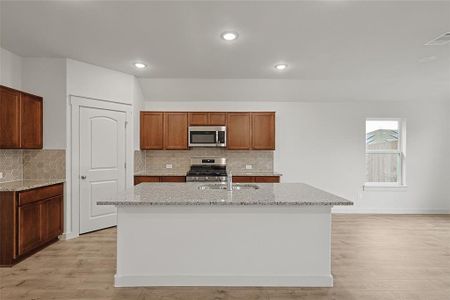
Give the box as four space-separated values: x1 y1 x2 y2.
0 172 3 179
166 164 173 169
245 164 253 170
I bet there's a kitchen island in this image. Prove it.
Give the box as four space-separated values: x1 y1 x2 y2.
98 182 353 287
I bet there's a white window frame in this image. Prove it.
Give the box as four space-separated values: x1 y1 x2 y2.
364 118 407 191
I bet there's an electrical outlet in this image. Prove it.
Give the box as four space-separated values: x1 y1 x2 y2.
0 172 3 179
165 164 173 169
245 164 253 170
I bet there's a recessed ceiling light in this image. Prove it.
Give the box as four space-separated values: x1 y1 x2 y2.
221 31 239 41
274 64 288 71
134 62 147 69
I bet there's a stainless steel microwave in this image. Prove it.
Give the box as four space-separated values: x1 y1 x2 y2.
188 126 226 147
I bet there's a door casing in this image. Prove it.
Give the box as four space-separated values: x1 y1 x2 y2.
68 96 133 239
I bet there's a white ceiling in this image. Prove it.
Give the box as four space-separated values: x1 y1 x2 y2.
1 1 450 101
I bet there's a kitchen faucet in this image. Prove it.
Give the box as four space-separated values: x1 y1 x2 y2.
226 170 233 191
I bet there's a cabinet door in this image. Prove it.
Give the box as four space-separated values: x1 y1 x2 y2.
160 176 186 182
134 176 160 185
208 113 227 125
164 113 188 150
20 93 43 149
140 112 164 150
44 196 63 241
232 176 255 183
254 176 280 183
188 112 209 126
252 112 275 150
227 113 251 150
18 203 42 256
0 86 21 148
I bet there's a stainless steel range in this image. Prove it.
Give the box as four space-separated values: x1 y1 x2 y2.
186 157 228 182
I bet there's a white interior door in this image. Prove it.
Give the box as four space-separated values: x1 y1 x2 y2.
79 106 126 234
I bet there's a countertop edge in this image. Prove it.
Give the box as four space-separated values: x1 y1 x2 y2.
98 201 353 206
0 179 66 192
134 173 283 177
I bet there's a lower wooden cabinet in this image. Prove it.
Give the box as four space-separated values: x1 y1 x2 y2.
43 196 64 244
134 175 279 185
254 176 280 183
0 183 63 266
134 176 186 185
18 203 42 255
161 176 186 182
231 176 255 183
134 176 160 185
233 176 280 183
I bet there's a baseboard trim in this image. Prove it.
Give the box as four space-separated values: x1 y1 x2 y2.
114 274 333 287
59 232 79 240
332 208 450 214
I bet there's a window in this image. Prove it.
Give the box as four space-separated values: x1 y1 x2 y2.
365 119 406 189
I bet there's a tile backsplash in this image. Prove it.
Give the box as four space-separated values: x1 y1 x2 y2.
23 150 66 180
134 150 145 173
136 148 273 174
0 150 23 183
0 149 65 182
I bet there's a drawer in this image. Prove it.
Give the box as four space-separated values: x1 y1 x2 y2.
18 183 64 206
160 176 186 182
134 176 160 185
254 176 280 183
232 176 255 183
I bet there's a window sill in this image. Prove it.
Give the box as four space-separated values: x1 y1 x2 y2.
363 184 408 192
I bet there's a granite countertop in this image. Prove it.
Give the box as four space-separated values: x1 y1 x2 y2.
97 182 353 207
0 179 65 192
134 171 283 177
135 171 187 176
232 172 283 177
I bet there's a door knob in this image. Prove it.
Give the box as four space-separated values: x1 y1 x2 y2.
81 175 87 180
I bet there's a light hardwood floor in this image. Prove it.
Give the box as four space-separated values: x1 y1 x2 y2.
1 215 449 300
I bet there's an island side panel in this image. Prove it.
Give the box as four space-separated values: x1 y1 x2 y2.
115 206 332 287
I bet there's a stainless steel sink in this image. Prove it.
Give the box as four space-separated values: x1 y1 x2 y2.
198 184 260 190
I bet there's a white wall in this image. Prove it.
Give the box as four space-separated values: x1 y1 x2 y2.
133 77 145 150
22 58 67 149
67 59 134 104
0 47 22 89
139 78 450 103
144 100 450 213
65 59 139 239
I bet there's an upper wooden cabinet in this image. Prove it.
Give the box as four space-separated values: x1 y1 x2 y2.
188 112 227 126
208 112 227 125
252 112 275 150
140 111 275 150
227 112 251 150
140 112 164 150
164 112 188 150
0 85 43 149
20 93 43 148
0 86 21 148
140 112 188 150
188 112 209 126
